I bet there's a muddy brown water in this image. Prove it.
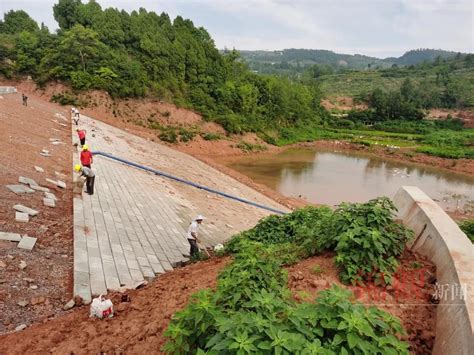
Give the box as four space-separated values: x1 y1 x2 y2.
224 148 474 212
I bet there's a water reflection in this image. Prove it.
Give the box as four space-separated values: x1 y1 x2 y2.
225 148 474 212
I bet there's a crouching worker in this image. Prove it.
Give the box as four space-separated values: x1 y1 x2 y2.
187 215 205 257
74 164 95 195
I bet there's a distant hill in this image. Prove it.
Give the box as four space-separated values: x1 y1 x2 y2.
384 49 460 66
239 49 388 70
239 48 466 74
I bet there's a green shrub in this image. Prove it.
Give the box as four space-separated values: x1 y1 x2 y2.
148 122 161 130
332 118 355 128
227 198 412 285
179 128 197 142
416 146 474 159
236 141 266 152
50 92 82 106
226 206 333 253
159 128 178 143
164 241 409 354
331 198 413 285
459 220 474 243
201 132 222 141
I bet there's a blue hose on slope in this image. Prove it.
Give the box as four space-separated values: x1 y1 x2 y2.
93 151 288 215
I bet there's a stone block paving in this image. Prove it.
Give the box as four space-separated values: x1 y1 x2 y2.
72 122 218 303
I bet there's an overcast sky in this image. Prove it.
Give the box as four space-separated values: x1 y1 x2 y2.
1 0 472 58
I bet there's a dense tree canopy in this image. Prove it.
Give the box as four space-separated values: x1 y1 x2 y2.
0 0 328 135
0 10 39 34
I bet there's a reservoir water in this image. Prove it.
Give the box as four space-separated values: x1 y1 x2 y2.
224 148 474 212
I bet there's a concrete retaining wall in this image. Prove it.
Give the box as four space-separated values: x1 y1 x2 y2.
393 186 473 355
0 86 17 94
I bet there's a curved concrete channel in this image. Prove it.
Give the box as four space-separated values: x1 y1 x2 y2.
394 186 473 355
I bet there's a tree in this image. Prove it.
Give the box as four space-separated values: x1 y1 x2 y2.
0 10 38 34
53 0 82 30
59 24 103 72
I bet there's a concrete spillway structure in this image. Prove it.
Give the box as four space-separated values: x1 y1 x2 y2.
0 86 17 94
394 186 473 355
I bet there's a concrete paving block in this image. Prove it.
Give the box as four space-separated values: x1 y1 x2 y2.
30 185 50 193
136 256 150 267
14 204 39 216
150 262 165 274
44 192 57 201
15 212 29 223
146 254 160 264
45 178 57 185
129 269 145 282
161 260 173 271
17 235 37 250
43 198 56 208
19 176 38 186
34 166 44 173
125 259 140 270
140 266 155 279
105 276 121 291
6 185 35 194
73 271 91 305
0 232 22 242
90 277 107 297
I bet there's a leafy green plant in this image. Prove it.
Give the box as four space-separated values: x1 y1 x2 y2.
236 141 267 153
331 197 413 285
226 206 333 252
165 201 412 353
178 128 197 142
159 128 178 143
50 92 83 106
201 132 222 141
459 219 474 243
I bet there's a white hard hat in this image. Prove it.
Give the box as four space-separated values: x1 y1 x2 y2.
195 215 205 221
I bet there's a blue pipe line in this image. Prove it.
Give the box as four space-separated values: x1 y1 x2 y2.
93 151 287 215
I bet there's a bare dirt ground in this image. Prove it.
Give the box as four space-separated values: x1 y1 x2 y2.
321 96 368 111
0 92 73 333
0 251 435 355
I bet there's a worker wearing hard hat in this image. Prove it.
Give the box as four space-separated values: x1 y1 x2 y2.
187 215 205 257
74 164 95 195
80 145 93 168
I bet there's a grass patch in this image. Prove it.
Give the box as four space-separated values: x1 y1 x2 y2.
236 141 267 152
459 220 474 243
201 132 222 141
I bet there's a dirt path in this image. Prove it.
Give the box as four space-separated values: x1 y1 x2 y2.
0 92 73 333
